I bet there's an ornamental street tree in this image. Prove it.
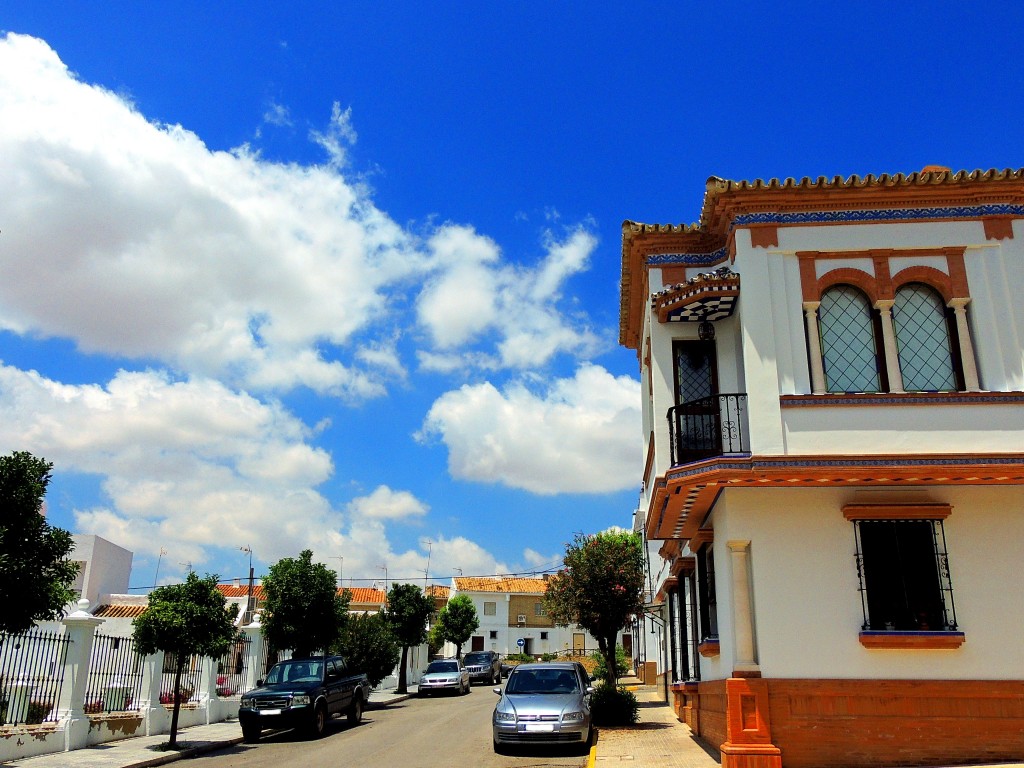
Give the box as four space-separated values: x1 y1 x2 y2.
544 529 645 689
336 612 400 688
433 594 479 660
0 451 78 635
133 572 238 747
385 583 434 694
261 550 349 658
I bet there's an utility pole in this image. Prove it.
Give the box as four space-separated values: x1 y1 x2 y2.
424 540 432 590
240 546 254 624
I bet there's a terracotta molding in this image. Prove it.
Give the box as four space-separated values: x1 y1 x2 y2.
872 253 894 300
689 528 714 550
817 267 880 304
858 631 966 649
653 452 1024 541
748 225 779 249
671 555 696 576
780 391 1024 407
983 216 1015 240
947 249 970 296
843 503 952 521
890 265 955 303
796 247 967 260
698 639 721 658
798 253 819 302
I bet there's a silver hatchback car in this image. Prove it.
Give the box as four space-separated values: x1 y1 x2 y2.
492 662 594 754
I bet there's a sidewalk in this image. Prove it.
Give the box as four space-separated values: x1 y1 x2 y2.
591 677 721 768
1 686 415 768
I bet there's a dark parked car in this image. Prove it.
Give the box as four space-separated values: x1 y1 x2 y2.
463 650 501 685
238 656 369 742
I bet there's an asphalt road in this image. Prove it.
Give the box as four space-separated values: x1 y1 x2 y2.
191 685 588 768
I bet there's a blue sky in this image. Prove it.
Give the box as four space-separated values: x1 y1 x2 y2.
2 4 1022 591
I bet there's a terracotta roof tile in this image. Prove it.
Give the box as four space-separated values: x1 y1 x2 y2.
93 604 148 618
453 577 549 594
344 587 387 605
216 584 266 599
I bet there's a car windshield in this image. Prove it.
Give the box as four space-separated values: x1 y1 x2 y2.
426 661 459 673
464 654 490 664
506 669 579 695
264 659 323 685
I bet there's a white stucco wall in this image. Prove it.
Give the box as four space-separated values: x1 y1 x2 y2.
707 485 1024 681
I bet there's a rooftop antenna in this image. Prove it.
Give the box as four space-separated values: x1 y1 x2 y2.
153 547 167 590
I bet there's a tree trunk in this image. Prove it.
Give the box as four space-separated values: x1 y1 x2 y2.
169 653 183 748
397 645 409 694
599 636 616 689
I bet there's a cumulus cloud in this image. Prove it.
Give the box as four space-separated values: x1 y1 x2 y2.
416 224 603 369
0 34 417 399
419 364 641 494
348 485 428 520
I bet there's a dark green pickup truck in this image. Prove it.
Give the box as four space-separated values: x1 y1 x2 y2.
238 655 370 742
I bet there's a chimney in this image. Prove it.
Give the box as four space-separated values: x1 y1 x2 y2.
233 578 240 587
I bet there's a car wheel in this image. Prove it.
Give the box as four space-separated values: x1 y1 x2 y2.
348 695 363 726
307 703 327 739
241 723 261 743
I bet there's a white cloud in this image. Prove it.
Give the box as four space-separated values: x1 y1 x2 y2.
0 34 418 399
416 224 603 369
419 364 641 494
348 485 428 520
0 362 340 560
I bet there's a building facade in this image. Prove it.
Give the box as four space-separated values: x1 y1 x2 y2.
620 167 1024 768
448 577 600 658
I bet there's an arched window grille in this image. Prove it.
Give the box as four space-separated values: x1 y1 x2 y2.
893 283 959 391
819 285 882 393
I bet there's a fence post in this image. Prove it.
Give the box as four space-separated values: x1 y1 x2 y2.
59 599 103 751
241 617 264 692
200 655 222 724
140 651 169 736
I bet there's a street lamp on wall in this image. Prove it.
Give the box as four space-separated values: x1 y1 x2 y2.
698 317 715 341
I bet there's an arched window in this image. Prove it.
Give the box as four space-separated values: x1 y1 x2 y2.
893 283 958 391
819 285 882 393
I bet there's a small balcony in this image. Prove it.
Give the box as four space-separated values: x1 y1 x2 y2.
667 393 749 466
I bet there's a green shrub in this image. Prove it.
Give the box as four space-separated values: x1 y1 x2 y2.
590 645 629 681
505 652 534 664
590 684 639 726
540 652 556 662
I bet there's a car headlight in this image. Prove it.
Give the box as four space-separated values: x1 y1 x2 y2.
562 711 585 722
291 695 311 706
494 711 516 723
240 696 254 708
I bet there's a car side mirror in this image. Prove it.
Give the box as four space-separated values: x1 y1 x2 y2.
585 686 595 695
493 687 502 695
256 679 264 687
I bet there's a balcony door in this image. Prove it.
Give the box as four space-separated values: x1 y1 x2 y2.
672 341 720 462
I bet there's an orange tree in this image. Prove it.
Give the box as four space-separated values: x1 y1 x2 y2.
543 530 644 688
0 452 78 634
133 572 238 747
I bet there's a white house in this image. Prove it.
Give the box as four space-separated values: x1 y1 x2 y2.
620 167 1024 768
447 576 604 658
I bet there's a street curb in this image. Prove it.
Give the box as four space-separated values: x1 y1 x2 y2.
122 735 245 768
587 729 599 768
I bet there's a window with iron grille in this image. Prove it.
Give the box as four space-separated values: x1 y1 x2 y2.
534 602 546 616
853 519 958 631
483 601 496 616
893 283 960 391
696 545 718 642
819 285 883 393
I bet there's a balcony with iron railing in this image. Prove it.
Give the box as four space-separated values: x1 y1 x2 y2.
667 393 749 466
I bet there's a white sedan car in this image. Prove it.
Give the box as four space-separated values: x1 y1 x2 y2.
418 659 470 696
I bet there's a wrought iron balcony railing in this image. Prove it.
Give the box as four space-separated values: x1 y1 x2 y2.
667 393 749 466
